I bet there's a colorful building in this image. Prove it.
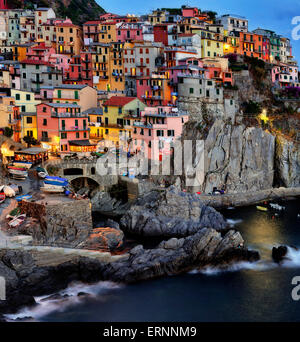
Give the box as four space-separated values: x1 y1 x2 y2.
101 96 146 147
11 89 40 140
131 106 189 160
36 102 93 153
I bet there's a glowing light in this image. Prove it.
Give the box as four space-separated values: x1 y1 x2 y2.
259 109 269 124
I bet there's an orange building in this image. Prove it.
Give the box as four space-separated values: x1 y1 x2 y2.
239 32 264 59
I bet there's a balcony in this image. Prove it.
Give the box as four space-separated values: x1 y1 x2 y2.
41 137 51 142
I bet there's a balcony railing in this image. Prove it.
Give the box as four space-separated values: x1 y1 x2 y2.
41 137 51 142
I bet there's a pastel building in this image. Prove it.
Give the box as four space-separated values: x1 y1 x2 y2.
36 102 92 153
272 64 299 87
53 84 97 112
131 106 189 160
116 22 143 42
101 96 146 147
11 89 41 140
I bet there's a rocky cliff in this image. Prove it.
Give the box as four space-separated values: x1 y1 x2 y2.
12 0 105 25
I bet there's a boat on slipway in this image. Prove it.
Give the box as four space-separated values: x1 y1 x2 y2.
12 161 32 169
44 176 68 187
40 185 65 193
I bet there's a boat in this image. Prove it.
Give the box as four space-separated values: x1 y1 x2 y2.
6 207 21 220
8 214 26 228
16 194 32 202
270 203 286 211
10 173 28 180
44 176 68 186
40 185 65 193
8 169 28 178
7 166 27 171
0 192 5 204
38 172 47 179
256 206 268 212
13 161 32 169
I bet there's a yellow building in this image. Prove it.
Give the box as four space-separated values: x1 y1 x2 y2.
101 96 146 147
92 42 125 92
192 28 224 58
11 89 41 140
56 22 83 56
98 21 117 43
84 107 104 140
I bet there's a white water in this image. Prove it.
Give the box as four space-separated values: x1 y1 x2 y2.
5 281 123 322
189 245 300 276
226 218 243 227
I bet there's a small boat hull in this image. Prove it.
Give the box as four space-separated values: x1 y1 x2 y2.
16 194 32 202
13 161 32 169
8 214 26 228
256 206 268 212
0 192 5 204
40 186 65 193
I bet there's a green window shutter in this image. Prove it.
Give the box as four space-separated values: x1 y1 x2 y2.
58 90 61 98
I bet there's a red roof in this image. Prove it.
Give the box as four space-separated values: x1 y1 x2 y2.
103 96 137 107
84 20 101 25
20 59 54 67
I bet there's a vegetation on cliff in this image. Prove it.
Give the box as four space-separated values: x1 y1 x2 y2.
11 0 105 25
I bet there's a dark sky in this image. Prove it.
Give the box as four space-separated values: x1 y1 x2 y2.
97 0 300 63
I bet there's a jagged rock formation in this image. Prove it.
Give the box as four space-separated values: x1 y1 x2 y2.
12 0 105 25
275 135 300 187
0 229 259 315
120 186 227 237
183 119 276 193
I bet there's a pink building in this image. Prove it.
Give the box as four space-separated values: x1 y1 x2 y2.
36 102 91 153
116 22 143 42
131 106 189 160
272 64 299 87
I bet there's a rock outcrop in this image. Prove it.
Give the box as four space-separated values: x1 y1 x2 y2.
13 0 105 25
275 136 300 187
82 227 124 251
91 191 131 217
120 187 227 237
182 119 276 193
272 245 288 263
0 228 259 316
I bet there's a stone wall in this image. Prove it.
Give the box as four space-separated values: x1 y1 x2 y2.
21 199 93 248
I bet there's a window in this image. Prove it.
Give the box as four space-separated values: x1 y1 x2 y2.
76 132 80 138
43 119 47 126
167 130 175 137
61 132 67 139
118 107 122 114
189 88 194 94
15 93 20 100
26 117 32 124
57 90 61 98
21 105 26 112
26 94 30 101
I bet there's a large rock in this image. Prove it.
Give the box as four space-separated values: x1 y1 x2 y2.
83 227 124 251
272 245 288 263
182 119 276 193
103 228 259 283
276 136 300 187
120 187 227 237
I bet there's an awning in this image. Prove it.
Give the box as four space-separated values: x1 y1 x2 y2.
68 140 97 147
